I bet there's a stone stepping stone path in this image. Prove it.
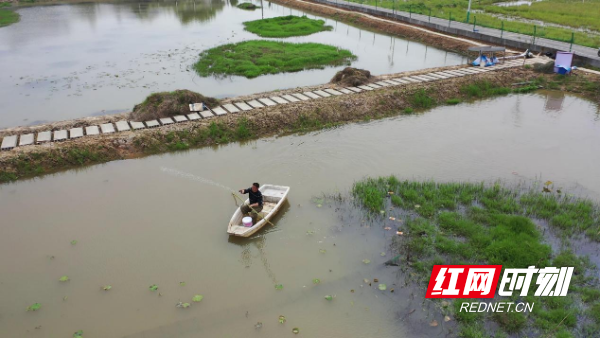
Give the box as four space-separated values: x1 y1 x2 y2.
375 81 392 87
1 62 525 151
159 118 174 125
1 135 17 150
70 128 84 139
145 120 160 128
54 130 68 142
116 121 131 132
211 107 228 116
200 110 214 118
291 93 311 101
222 104 240 113
233 102 253 111
325 88 344 96
258 98 277 106
383 79 401 85
427 73 449 79
270 96 290 104
101 123 116 133
19 133 34 146
281 94 300 102
403 77 422 83
303 91 322 99
187 113 201 121
130 122 146 130
36 131 51 143
173 115 188 123
247 99 266 108
85 126 100 136
313 90 331 98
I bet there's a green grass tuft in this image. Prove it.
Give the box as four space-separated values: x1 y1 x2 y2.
237 2 260 10
194 40 356 78
243 15 332 38
0 8 20 28
352 178 600 336
461 80 511 98
409 89 435 109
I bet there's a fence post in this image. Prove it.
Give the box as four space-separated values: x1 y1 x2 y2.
448 12 451 27
473 16 476 31
429 9 431 23
569 32 574 52
409 5 412 18
532 25 536 47
501 21 504 38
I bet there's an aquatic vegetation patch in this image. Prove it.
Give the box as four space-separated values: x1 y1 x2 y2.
352 177 600 336
243 15 332 38
237 2 260 10
194 40 356 78
0 8 20 28
27 303 41 312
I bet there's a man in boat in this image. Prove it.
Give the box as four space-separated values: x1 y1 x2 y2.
238 183 263 219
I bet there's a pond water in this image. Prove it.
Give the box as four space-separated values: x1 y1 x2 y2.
0 0 465 129
0 91 599 337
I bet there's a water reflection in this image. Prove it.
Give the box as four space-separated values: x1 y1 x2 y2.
544 90 565 111
133 0 226 24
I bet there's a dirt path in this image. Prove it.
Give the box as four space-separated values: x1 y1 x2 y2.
5 65 597 184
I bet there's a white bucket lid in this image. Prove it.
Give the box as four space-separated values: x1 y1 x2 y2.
242 217 252 223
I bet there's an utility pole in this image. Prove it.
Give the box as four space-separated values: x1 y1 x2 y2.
466 0 472 23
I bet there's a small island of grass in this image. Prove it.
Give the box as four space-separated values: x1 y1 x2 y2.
243 15 332 38
237 2 260 10
194 40 356 78
0 5 20 28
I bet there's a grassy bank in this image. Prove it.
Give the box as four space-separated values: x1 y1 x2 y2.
1 69 598 184
243 15 332 37
193 40 356 78
344 0 600 48
353 177 600 337
0 6 20 27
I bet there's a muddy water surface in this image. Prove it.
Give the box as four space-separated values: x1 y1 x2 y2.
0 0 465 128
0 92 599 337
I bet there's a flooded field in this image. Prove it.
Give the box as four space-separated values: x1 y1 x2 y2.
0 91 599 337
0 0 466 129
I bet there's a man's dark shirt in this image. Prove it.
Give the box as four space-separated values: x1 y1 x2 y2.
243 187 263 206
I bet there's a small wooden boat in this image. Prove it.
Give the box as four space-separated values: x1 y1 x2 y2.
227 184 290 237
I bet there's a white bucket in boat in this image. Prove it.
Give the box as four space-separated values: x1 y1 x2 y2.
242 217 253 227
